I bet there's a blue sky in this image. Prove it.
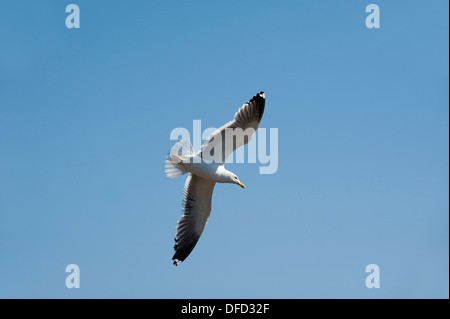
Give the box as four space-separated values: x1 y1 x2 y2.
0 1 448 298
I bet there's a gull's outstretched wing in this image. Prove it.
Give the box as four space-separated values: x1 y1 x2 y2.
172 174 216 265
200 91 265 163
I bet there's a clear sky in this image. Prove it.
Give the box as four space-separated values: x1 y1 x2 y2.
0 1 448 298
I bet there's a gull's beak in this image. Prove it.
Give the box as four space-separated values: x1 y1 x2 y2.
237 181 246 189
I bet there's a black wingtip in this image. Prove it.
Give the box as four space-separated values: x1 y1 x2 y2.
172 237 199 266
173 259 182 266
249 91 265 102
251 91 265 103
254 91 265 101
248 91 266 121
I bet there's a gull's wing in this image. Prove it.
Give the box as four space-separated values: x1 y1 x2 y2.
173 174 216 265
200 91 265 163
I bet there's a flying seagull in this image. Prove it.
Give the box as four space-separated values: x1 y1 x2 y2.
165 91 266 265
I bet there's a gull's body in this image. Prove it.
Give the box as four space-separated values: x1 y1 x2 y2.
179 155 225 181
165 92 266 265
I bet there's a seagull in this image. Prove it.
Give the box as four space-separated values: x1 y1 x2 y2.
165 91 266 266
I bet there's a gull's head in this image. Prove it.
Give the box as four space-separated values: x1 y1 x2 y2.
220 169 245 188
230 174 245 189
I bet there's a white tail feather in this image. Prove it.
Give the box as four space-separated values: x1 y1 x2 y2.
165 139 194 178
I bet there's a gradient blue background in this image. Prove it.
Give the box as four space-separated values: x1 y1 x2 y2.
0 1 448 298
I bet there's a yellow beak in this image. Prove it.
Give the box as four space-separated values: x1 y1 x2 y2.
237 181 246 189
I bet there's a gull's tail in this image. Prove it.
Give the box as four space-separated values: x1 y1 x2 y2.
165 138 194 178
